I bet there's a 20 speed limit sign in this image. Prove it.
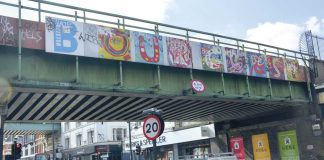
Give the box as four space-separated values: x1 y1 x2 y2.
143 114 164 140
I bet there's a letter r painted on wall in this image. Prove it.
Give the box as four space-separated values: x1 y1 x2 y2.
54 20 78 53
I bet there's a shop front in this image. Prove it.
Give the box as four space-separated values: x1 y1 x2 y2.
124 124 216 160
63 144 121 160
178 139 211 158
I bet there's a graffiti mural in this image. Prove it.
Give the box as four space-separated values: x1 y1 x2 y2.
285 59 300 81
132 31 164 64
0 16 17 46
201 44 224 72
97 27 131 61
82 23 100 58
0 16 45 49
298 66 306 82
224 47 246 74
266 55 285 80
247 52 267 78
166 37 192 68
21 19 45 50
45 17 84 55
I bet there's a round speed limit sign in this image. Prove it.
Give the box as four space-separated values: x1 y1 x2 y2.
143 114 163 140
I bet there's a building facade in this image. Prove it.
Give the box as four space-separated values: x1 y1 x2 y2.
125 122 219 160
61 122 128 160
20 132 61 160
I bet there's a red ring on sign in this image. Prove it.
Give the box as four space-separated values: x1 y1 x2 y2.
143 114 162 141
191 80 206 93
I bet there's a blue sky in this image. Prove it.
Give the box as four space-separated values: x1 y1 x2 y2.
165 0 324 37
0 0 323 50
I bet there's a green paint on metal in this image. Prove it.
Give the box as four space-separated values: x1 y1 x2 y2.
78 57 118 86
190 69 193 80
0 47 18 79
271 79 292 98
268 78 273 99
76 56 79 83
224 74 247 96
245 76 250 96
221 73 225 95
0 46 310 103
305 68 313 102
191 70 223 96
21 50 76 82
160 66 191 95
123 62 155 91
288 81 293 99
157 65 161 89
18 0 22 81
119 61 123 86
290 82 308 100
248 77 269 97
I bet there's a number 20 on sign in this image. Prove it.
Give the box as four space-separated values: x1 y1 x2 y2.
143 114 163 140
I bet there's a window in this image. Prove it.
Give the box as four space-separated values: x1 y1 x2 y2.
31 147 35 154
87 130 94 144
134 122 141 129
65 138 70 149
24 136 28 144
76 134 82 146
123 128 127 139
113 128 126 141
25 148 28 156
64 122 70 131
76 122 81 128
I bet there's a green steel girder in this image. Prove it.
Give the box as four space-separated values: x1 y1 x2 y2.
0 46 309 104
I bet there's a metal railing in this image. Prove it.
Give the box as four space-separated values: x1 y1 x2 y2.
312 35 324 60
0 0 314 61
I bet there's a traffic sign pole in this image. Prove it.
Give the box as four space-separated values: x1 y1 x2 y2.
142 108 164 160
153 139 157 160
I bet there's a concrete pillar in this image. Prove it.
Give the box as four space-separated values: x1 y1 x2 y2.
172 144 178 160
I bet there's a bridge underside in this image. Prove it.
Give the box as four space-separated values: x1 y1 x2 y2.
4 87 305 122
3 122 60 135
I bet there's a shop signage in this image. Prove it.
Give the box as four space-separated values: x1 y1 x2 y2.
278 130 300 160
143 114 164 140
125 124 215 150
229 136 245 160
252 133 271 160
191 80 206 93
76 148 85 155
95 145 108 153
127 136 167 148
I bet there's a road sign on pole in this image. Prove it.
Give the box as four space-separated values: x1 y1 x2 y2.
143 114 163 141
142 108 164 160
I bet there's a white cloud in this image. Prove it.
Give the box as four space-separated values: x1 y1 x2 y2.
245 16 324 50
246 22 303 50
306 16 321 33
